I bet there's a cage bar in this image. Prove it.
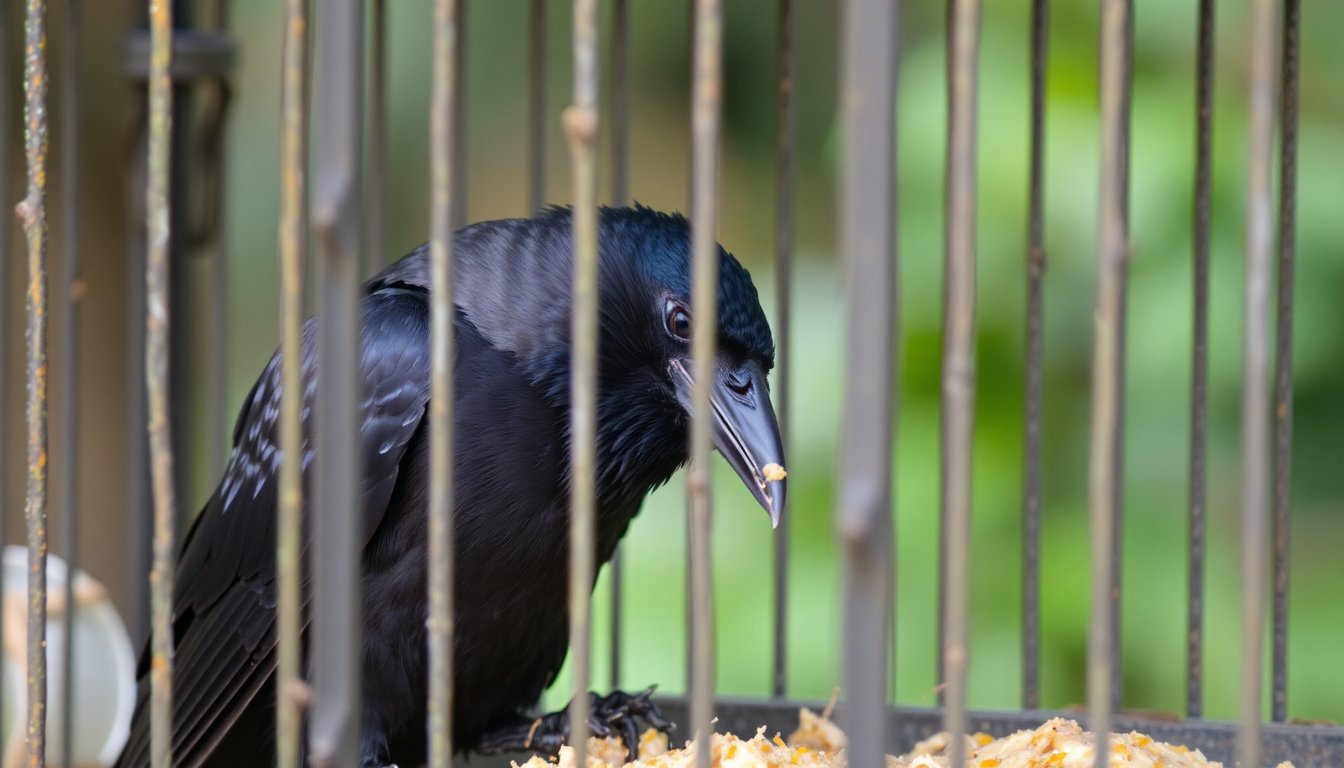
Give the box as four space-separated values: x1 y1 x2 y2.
274 0 308 765
771 0 794 701
367 0 387 275
939 0 980 764
145 0 176 765
1089 0 1131 764
1021 0 1047 713
607 0 628 691
0 0 10 739
453 1 468 231
1187 0 1214 722
565 0 600 765
837 0 898 765
528 0 546 214
19 0 52 761
1271 0 1300 727
1241 0 1280 764
687 2 723 764
427 0 459 765
309 0 365 764
204 0 229 481
57 0 82 765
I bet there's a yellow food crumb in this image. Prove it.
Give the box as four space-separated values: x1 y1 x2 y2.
979 760 1000 768
974 733 994 747
762 462 788 482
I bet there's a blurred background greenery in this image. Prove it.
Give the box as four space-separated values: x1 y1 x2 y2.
228 0 1333 720
2 0 1338 733
216 1 1343 722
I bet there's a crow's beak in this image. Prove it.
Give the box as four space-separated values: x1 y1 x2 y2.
671 357 787 527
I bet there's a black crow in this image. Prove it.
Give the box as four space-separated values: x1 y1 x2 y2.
114 205 786 768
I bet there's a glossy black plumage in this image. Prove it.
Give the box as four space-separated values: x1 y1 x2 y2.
114 205 779 768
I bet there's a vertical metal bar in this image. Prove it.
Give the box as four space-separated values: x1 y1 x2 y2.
684 0 695 696
57 0 82 765
1270 0 1300 727
427 0 459 765
940 1 980 765
310 0 364 764
607 0 628 692
0 0 10 739
565 0 600 765
527 0 546 214
1187 0 1214 722
1241 0 1280 764
770 0 794 701
1021 0 1047 713
1090 0 1131 764
18 0 52 762
207 9 230 480
838 0 897 765
146 0 176 765
166 0 195 516
367 0 386 273
1110 0 1133 711
275 0 309 765
452 0 467 230
688 2 722 764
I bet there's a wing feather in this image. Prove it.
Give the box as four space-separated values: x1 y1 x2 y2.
116 277 433 768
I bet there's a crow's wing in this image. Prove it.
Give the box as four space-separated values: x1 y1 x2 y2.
115 284 433 768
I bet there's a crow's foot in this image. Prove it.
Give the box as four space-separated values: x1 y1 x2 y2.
475 687 673 763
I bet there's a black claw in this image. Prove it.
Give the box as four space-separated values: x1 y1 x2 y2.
473 688 675 763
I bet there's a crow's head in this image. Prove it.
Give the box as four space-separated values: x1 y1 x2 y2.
441 204 786 525
593 205 786 526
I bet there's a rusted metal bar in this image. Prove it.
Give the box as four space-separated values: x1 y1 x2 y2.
57 0 82 765
309 0 364 764
528 0 546 214
940 1 980 764
688 2 722 764
837 0 898 764
1241 0 1280 763
18 0 52 762
565 0 600 764
427 0 459 765
1187 0 1214 722
1021 0 1047 713
367 0 386 274
1090 0 1131 763
275 0 308 765
771 0 794 701
1271 0 1300 727
607 0 628 691
146 0 176 765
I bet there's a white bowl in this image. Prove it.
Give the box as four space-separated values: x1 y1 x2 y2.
1 546 136 767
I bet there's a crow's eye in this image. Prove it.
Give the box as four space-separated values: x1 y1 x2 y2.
665 302 692 341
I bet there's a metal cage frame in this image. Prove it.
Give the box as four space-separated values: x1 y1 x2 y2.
0 1 1340 767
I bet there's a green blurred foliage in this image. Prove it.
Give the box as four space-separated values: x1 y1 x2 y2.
220 1 1343 723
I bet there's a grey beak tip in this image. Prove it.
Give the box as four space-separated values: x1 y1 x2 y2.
765 480 785 529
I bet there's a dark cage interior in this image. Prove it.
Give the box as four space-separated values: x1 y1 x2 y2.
0 1 1342 767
